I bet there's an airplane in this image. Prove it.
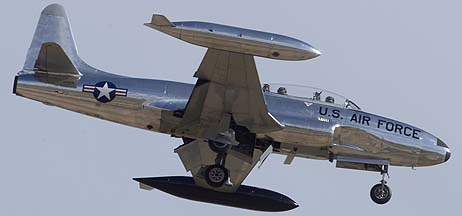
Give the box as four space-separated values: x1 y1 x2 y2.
13 4 451 212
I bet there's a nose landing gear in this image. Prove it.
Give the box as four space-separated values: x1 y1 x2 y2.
370 165 392 204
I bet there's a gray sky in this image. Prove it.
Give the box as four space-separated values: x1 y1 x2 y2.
1 0 460 215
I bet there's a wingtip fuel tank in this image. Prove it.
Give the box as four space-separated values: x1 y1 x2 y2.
145 14 321 61
133 176 298 212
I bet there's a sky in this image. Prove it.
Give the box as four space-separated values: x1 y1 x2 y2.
1 1 460 215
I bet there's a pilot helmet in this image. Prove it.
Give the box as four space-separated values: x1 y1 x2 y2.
325 96 335 103
262 84 271 92
313 91 322 100
277 87 288 95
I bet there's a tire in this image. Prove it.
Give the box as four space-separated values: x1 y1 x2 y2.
208 140 230 153
205 165 229 187
370 183 392 204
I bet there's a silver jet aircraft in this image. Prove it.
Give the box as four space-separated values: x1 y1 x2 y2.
13 4 450 211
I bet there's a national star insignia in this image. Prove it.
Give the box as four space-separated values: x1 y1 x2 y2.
82 81 128 103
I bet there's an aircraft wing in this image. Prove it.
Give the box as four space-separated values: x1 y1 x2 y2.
173 49 282 191
174 48 283 140
175 138 272 192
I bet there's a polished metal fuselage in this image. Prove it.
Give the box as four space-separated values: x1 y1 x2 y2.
14 68 449 168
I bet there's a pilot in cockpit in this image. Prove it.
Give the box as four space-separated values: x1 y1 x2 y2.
325 96 335 104
262 84 271 92
313 91 322 101
277 87 288 95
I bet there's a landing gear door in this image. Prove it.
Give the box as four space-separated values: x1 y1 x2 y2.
174 139 267 193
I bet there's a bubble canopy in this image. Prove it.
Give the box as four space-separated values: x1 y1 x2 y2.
264 83 361 110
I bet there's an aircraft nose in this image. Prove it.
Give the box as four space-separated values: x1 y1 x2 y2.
437 139 451 162
303 46 322 59
445 148 451 162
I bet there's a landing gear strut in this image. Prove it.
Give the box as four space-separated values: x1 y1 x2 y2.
204 123 255 188
370 165 392 204
204 141 231 187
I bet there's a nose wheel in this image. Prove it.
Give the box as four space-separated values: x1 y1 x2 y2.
370 182 392 204
370 165 392 204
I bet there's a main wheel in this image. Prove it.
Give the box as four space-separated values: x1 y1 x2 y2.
370 183 392 204
208 140 230 153
205 165 229 187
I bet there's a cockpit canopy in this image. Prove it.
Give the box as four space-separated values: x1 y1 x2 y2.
263 83 361 110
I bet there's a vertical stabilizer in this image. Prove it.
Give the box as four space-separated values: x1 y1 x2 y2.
23 4 81 75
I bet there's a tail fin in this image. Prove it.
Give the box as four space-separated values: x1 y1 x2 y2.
23 4 81 76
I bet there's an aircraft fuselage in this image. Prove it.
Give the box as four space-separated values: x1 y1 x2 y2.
14 71 450 168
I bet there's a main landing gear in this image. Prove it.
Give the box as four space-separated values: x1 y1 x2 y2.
205 164 229 187
370 165 392 204
203 124 256 188
204 140 231 187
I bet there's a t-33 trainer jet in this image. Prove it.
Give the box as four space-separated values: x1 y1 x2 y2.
13 4 451 211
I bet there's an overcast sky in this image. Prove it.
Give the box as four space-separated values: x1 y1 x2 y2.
1 1 460 215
